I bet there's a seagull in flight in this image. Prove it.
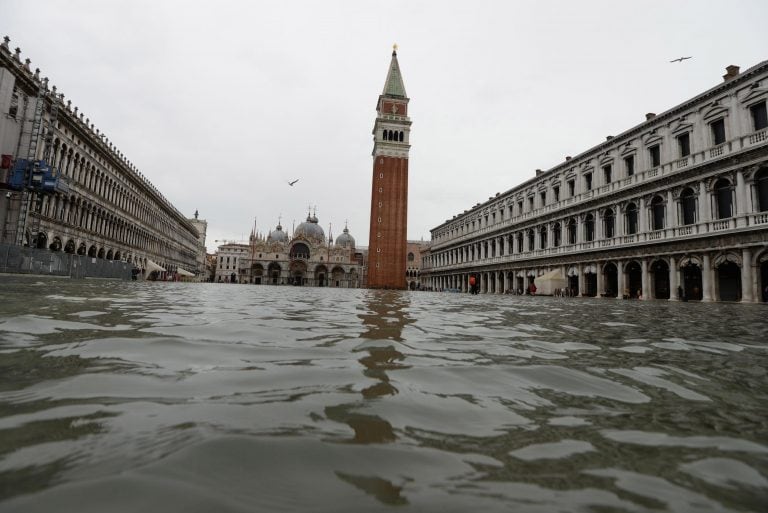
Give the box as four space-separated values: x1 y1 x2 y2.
670 56 692 63
287 179 299 186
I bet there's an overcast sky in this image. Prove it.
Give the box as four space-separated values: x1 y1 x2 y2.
3 1 767 251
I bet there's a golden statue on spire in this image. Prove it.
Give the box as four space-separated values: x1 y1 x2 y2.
393 43 398 52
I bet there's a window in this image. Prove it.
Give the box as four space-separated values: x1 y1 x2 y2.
604 209 615 238
649 145 661 167
626 203 638 234
517 201 523 215
567 179 575 197
681 187 696 225
516 233 523 253
714 178 733 219
757 169 768 212
584 214 595 242
540 191 546 206
651 196 665 230
603 165 612 184
553 223 561 247
751 101 768 131
407 252 415 261
711 118 726 145
528 197 534 211
539 226 547 249
584 173 592 191
553 186 560 202
567 218 577 244
624 155 635 177
677 133 691 157
527 230 534 250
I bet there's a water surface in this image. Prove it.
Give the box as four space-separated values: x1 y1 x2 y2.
0 277 766 512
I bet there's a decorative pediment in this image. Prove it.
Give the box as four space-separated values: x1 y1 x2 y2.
599 154 614 166
671 120 694 136
702 103 729 121
644 133 663 146
621 145 637 157
740 86 767 106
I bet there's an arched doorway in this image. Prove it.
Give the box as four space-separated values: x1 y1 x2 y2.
626 261 642 298
49 237 62 252
289 260 306 286
35 232 47 249
64 239 76 254
567 267 579 295
651 260 670 299
760 257 768 302
252 263 264 284
88 245 97 257
682 262 703 301
603 263 618 297
268 262 282 285
106 249 114 260
331 266 345 287
77 243 87 256
717 261 741 301
583 265 597 297
97 247 105 259
315 264 328 287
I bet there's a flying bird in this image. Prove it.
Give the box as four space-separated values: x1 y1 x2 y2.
670 56 692 63
287 179 299 186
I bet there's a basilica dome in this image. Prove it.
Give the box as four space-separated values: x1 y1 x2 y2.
335 225 355 248
293 214 325 241
267 223 288 243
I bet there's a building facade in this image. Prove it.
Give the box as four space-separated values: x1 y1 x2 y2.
215 214 363 287
0 37 200 278
422 62 768 302
367 47 411 289
406 240 430 290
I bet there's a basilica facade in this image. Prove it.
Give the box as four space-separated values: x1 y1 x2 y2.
215 213 363 287
422 62 768 302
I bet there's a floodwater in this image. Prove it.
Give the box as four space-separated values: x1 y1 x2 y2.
0 277 766 512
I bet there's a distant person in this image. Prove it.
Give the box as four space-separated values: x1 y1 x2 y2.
636 289 642 300
678 285 686 302
529 283 537 296
469 275 478 295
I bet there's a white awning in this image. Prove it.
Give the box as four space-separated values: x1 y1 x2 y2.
177 268 194 277
146 259 166 273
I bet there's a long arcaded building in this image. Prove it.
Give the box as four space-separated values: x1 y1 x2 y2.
0 37 200 277
422 62 768 302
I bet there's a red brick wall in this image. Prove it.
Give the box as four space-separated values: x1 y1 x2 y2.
367 155 408 289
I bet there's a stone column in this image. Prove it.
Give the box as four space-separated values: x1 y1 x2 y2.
616 260 626 299
641 259 650 300
741 247 754 302
702 253 713 302
577 263 583 296
669 255 679 300
667 190 676 230
736 170 747 227
596 262 604 297
698 182 710 225
638 197 647 234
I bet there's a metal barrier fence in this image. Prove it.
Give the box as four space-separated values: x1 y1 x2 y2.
0 243 132 280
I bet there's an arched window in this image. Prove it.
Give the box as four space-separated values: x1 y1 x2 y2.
757 169 768 212
651 195 665 230
399 131 404 142
540 226 547 249
382 129 388 140
516 232 523 253
714 178 733 219
407 252 414 261
626 203 638 235
567 218 577 244
388 130 393 141
681 187 697 225
553 223 561 247
604 208 615 238
584 214 595 242
527 229 534 251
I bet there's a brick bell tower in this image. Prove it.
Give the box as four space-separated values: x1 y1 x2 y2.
367 45 411 290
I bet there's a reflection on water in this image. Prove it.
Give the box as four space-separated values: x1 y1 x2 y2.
0 276 767 512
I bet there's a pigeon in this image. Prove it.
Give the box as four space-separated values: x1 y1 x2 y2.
670 56 692 63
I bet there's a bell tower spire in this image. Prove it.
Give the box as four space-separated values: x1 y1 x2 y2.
367 46 411 289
